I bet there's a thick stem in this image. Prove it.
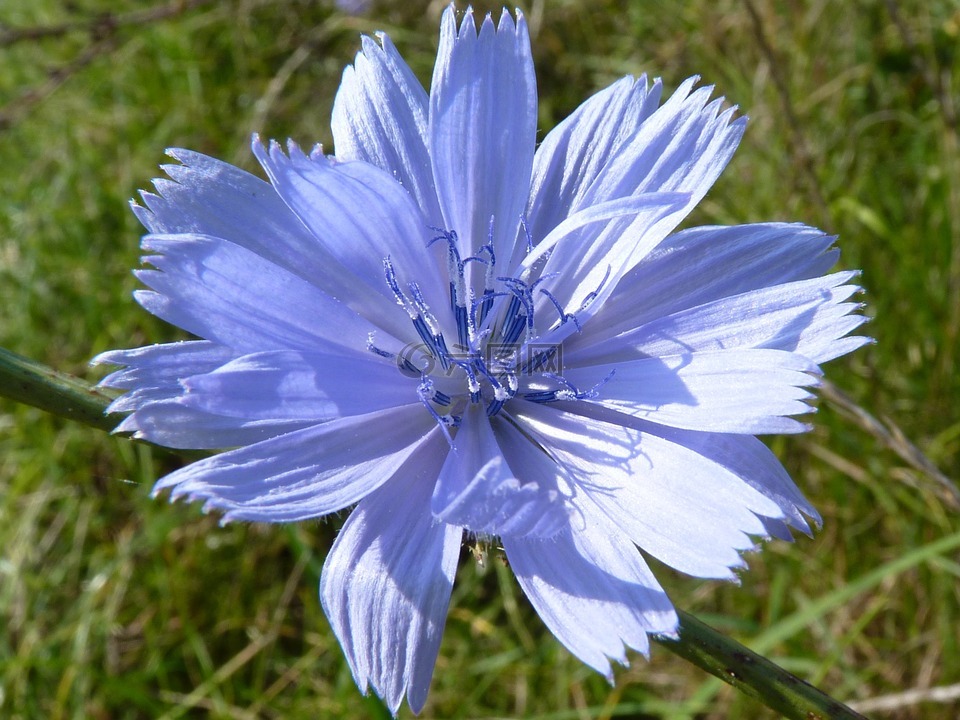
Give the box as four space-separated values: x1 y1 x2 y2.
0 346 117 430
657 611 867 720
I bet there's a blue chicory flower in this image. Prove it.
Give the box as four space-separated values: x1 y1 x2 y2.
95 5 868 714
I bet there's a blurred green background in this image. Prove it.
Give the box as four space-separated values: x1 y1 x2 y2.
1 0 958 718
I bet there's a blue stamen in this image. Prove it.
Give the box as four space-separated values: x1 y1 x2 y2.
428 228 465 314
463 244 497 325
427 228 460 253
418 379 458 446
366 332 394 359
409 281 451 371
539 288 582 332
524 369 615 404
455 302 471 350
519 215 533 252
434 332 452 369
498 277 541 344
382 256 411 314
501 312 527 347
412 316 440 359
478 294 494 327
579 265 612 312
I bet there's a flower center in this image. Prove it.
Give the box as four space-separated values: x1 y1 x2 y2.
368 225 610 441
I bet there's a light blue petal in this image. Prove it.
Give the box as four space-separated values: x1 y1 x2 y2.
332 33 442 225
509 401 784 579
568 271 867 367
135 233 408 356
522 75 662 263
758 515 796 541
527 78 744 305
252 138 449 327
429 6 536 261
564 348 821 434
179 350 416 422
95 341 237 402
565 222 841 355
136 149 406 326
578 77 744 218
519 191 690 275
112 399 312 449
431 404 572 538
518 192 690 351
503 503 677 679
135 150 317 274
151 404 437 522
633 423 821 532
321 450 461 715
94 342 329 447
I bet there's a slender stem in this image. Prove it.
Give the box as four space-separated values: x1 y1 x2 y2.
656 611 867 720
0 345 866 719
0 346 117 430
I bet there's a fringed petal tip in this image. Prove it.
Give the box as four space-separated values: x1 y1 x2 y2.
437 5 533 51
444 4 527 30
90 348 128 369
163 146 191 162
248 134 315 162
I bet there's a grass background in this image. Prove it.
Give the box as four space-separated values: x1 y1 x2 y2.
1 0 959 717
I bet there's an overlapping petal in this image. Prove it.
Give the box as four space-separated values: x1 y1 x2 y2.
431 404 573 538
95 341 312 448
504 504 677 678
566 402 821 534
642 423 821 533
524 79 746 324
135 233 409 356
253 138 449 321
565 348 821 434
509 401 785 579
111 400 314 450
136 149 409 327
332 33 441 225
137 150 321 276
95 340 237 411
321 441 461 714
178 349 416 422
567 271 867 367
564 222 841 354
522 75 663 255
152 405 437 522
577 78 744 212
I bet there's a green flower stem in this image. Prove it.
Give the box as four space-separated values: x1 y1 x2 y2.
0 345 867 719
657 611 867 719
0 346 118 431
